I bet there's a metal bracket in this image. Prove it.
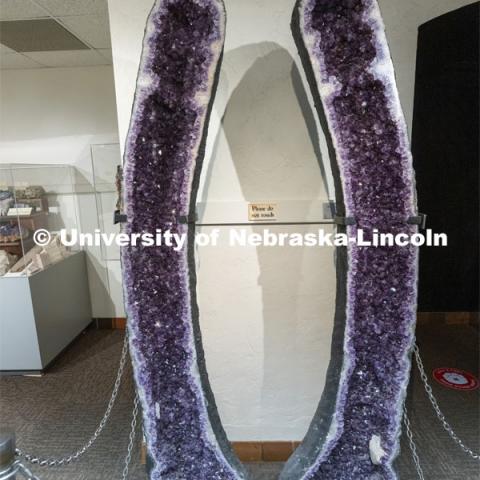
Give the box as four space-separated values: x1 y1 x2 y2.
334 213 427 230
407 213 427 230
334 216 356 226
114 210 128 225
178 213 198 225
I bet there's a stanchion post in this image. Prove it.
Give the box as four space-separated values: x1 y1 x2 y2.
0 432 16 479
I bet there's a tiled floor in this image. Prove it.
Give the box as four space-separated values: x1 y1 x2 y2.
0 321 478 479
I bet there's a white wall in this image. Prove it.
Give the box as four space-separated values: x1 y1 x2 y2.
107 0 473 441
0 66 118 169
0 65 124 318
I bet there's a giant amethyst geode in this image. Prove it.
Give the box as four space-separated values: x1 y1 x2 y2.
121 0 246 478
122 0 418 478
280 1 418 479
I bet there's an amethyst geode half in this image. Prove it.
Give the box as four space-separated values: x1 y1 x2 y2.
121 1 246 478
281 1 418 479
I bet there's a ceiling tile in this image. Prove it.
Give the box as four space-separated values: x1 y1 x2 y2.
0 19 89 52
0 52 43 69
34 0 108 17
60 14 111 49
25 49 111 67
0 0 49 21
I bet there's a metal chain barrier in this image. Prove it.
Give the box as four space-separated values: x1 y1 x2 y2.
403 406 426 480
14 461 42 480
0 460 42 480
9 337 479 480
413 344 480 461
6 394 139 480
122 394 140 480
16 333 130 468
0 462 20 480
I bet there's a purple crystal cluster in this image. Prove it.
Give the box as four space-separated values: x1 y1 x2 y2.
283 1 418 479
121 1 245 478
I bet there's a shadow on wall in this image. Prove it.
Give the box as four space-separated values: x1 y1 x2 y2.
203 42 334 435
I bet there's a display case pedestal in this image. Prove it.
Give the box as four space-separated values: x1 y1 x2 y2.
0 251 92 374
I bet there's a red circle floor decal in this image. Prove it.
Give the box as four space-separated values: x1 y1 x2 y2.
433 368 479 391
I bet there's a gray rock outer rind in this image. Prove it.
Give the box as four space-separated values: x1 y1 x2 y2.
279 3 350 479
281 1 419 479
279 3 349 479
185 46 249 479
120 0 247 478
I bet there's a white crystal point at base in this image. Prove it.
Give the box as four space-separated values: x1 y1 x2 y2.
369 435 387 465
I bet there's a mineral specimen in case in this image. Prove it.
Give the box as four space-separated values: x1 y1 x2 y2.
121 1 246 478
281 1 419 479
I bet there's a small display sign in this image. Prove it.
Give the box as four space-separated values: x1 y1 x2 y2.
7 207 33 216
248 203 278 222
433 368 479 391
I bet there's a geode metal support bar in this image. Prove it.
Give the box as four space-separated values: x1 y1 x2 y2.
282 1 419 479
121 1 246 478
334 214 427 229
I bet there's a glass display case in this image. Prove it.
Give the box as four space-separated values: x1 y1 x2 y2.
0 163 82 277
0 153 125 372
0 163 92 373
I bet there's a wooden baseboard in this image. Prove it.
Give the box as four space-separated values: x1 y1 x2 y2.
234 441 301 462
93 318 127 329
140 442 300 464
417 312 479 326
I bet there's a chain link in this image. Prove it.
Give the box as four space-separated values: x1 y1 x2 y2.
403 406 426 480
0 462 20 480
413 344 480 461
13 393 140 480
16 462 42 480
12 336 479 480
122 394 140 480
0 461 42 480
16 333 130 467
